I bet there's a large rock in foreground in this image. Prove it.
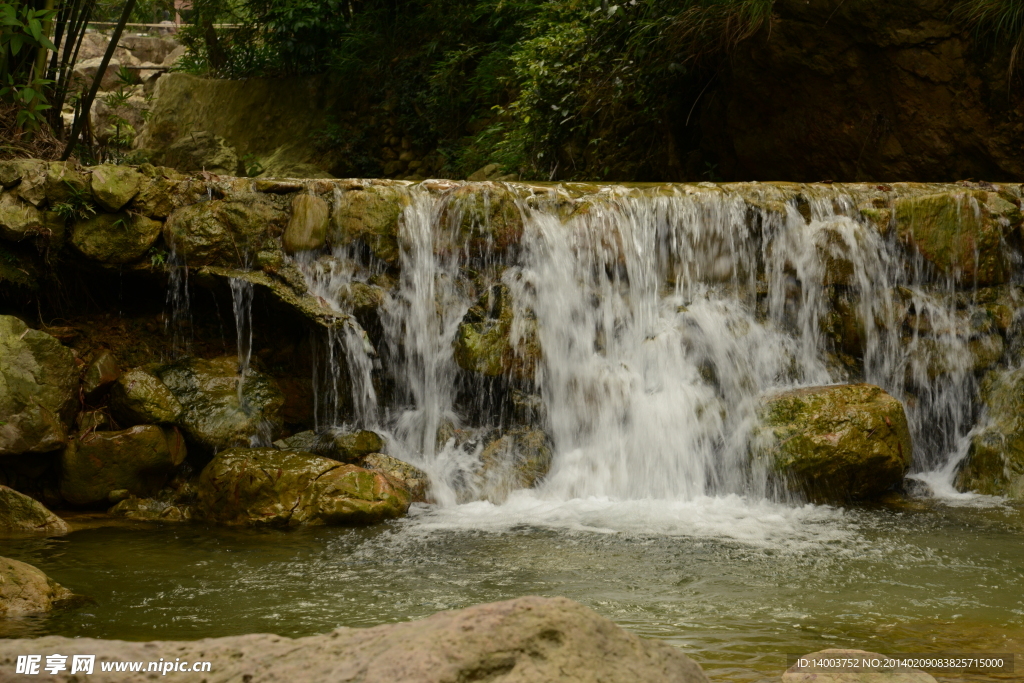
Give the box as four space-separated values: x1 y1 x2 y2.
0 596 708 683
197 448 410 526
956 367 1024 500
0 556 75 617
0 486 69 535
0 316 78 457
756 384 912 502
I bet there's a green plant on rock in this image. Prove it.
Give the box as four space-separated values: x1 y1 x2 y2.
51 181 97 221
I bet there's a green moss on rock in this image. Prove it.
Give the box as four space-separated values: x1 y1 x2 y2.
163 198 287 266
454 284 540 382
956 367 1024 499
329 186 407 265
89 164 143 211
109 367 182 425
70 211 162 264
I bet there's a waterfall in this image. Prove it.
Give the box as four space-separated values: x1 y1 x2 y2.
229 277 254 408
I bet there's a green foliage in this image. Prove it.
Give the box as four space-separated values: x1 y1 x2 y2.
51 182 97 221
0 1 58 132
960 0 1024 77
149 246 168 267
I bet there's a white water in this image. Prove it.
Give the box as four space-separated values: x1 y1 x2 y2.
286 183 1011 519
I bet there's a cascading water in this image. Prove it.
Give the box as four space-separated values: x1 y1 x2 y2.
229 277 254 408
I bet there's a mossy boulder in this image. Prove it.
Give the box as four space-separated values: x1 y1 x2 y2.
313 428 386 463
956 367 1024 499
0 485 69 535
755 384 912 502
361 453 430 502
454 284 540 383
82 349 121 398
894 191 1019 286
283 193 329 253
329 186 408 265
109 367 182 425
59 425 187 506
0 159 48 189
161 131 240 176
70 211 162 264
43 162 89 204
440 184 523 258
0 316 78 457
197 448 410 526
89 164 143 211
163 198 287 266
0 191 44 241
0 556 75 616
473 427 553 503
156 356 284 452
109 496 195 523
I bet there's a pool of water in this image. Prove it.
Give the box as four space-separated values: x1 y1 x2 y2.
2 495 1022 682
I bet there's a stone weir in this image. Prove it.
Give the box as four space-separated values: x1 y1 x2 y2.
2 158 1024 531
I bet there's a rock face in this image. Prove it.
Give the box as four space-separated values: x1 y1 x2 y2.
163 198 286 266
0 486 69 535
957 367 1024 499
109 367 182 426
0 316 78 457
0 556 75 617
756 384 912 502
783 649 937 683
454 284 540 383
0 596 709 682
197 448 410 526
283 193 329 252
70 211 162 264
60 426 187 506
156 356 284 453
362 453 431 503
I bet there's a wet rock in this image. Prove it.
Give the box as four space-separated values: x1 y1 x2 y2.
197 448 410 526
60 425 187 506
329 186 408 264
129 166 187 219
0 556 75 617
894 191 1019 286
475 427 553 503
156 356 284 452
0 192 44 241
109 367 182 426
313 428 386 463
109 496 194 523
0 316 78 457
0 596 708 682
0 486 69 535
89 164 143 211
82 349 121 398
282 193 329 253
76 410 110 432
440 184 524 257
161 131 240 176
362 453 430 502
756 384 912 502
273 430 318 451
70 211 162 264
454 284 540 383
956 367 1024 499
163 197 286 267
783 649 936 683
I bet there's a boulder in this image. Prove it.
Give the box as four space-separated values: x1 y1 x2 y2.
163 198 286 267
109 367 182 425
130 166 187 219
454 284 540 383
329 186 408 264
197 448 410 526
313 428 386 463
109 496 194 523
956 367 1024 499
43 162 90 204
74 32 133 63
82 349 121 398
0 316 78 457
5 159 48 206
894 191 1020 286
0 192 44 241
475 428 553 503
440 184 524 257
362 453 430 502
70 57 124 93
70 211 162 264
156 356 284 452
59 425 187 506
0 486 69 535
120 35 179 64
0 596 708 682
755 384 912 502
89 164 143 211
783 649 936 683
0 158 47 188
0 557 75 617
283 193 329 253
161 131 240 176
90 89 148 145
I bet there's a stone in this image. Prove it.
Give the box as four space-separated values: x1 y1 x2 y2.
0 316 78 457
362 453 430 502
163 198 287 267
129 169 186 219
313 428 386 463
197 448 410 526
156 356 284 453
90 89 148 145
0 486 69 535
467 162 502 181
8 160 48 206
0 191 44 241
783 649 936 683
440 184 524 257
82 349 121 398
76 410 110 432
454 284 540 383
0 596 708 682
894 191 1019 286
162 131 240 176
109 496 194 523
109 367 182 425
476 428 553 504
273 430 318 451
956 367 1024 499
283 193 329 252
70 211 162 263
44 162 90 204
0 556 75 617
70 57 124 93
329 186 408 264
755 384 912 502
89 164 143 211
60 425 187 506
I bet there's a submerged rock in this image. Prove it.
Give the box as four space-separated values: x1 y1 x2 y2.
475 427 553 503
361 453 430 502
957 367 1024 499
783 649 936 683
0 556 75 617
0 486 69 535
60 425 187 506
197 448 410 525
756 384 912 502
70 211 162 264
283 193 329 252
0 316 78 457
109 367 182 426
109 496 194 523
156 356 284 453
0 596 709 682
